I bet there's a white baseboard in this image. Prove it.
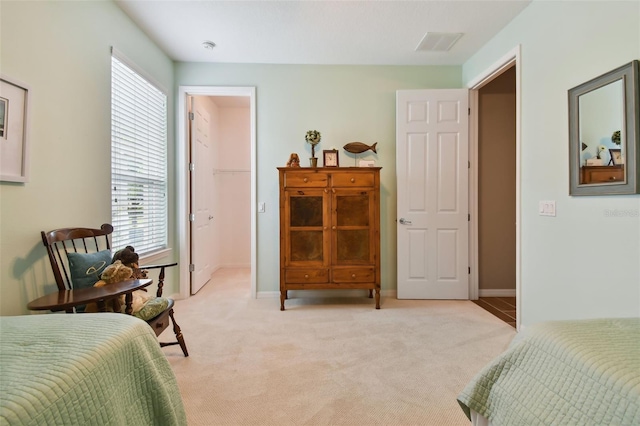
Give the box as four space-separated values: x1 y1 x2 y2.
257 289 397 299
479 289 516 297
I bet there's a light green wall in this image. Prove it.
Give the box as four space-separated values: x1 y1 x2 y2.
176 63 462 295
0 1 176 315
463 0 640 326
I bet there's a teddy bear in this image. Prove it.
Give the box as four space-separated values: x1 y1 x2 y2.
84 260 152 314
111 245 147 279
286 152 300 167
84 260 131 313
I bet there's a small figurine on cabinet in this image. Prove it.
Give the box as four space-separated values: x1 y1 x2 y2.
286 153 300 167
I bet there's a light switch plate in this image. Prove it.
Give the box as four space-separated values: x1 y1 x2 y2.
538 200 556 216
258 202 265 213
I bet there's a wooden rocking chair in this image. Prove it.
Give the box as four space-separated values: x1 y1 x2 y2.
38 224 188 356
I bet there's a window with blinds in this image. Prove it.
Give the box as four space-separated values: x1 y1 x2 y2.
111 54 168 255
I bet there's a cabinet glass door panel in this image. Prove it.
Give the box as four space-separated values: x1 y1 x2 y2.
333 189 374 265
336 194 370 226
286 190 329 266
336 230 370 263
290 231 323 261
290 196 323 227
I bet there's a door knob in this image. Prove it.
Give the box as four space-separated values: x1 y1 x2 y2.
399 218 412 225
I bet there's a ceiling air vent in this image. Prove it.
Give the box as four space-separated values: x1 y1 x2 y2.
415 32 463 52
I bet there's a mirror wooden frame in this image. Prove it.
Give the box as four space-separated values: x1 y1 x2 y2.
569 60 639 195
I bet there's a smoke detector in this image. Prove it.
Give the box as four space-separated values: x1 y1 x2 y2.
415 32 463 52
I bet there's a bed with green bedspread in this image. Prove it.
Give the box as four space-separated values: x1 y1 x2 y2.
458 317 640 425
0 313 186 426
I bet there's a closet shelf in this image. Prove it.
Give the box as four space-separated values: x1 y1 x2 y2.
212 169 250 174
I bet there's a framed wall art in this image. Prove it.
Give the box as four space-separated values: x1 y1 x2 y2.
0 75 31 183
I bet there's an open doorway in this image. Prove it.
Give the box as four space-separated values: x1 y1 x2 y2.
474 67 517 327
190 95 252 294
177 87 257 300
468 47 521 330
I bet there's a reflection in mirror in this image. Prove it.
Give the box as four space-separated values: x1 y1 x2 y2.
569 60 639 195
578 79 625 184
579 80 624 169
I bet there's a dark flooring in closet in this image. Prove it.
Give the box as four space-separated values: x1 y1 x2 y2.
473 297 516 328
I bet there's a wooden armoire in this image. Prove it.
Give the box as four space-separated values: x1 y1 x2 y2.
278 167 381 310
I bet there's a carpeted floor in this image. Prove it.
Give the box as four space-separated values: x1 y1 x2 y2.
161 268 516 425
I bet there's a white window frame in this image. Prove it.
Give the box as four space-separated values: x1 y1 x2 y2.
110 48 168 256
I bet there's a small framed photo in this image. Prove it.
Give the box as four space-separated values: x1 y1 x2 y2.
323 149 339 167
609 148 624 165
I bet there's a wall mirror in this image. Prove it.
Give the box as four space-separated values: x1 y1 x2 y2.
569 60 639 195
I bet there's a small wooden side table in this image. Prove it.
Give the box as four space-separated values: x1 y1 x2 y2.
27 279 152 315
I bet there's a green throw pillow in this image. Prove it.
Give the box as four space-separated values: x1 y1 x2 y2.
134 297 169 321
67 250 112 289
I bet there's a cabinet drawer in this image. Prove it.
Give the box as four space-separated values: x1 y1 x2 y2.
584 169 624 183
285 172 328 188
333 267 375 283
285 269 329 283
580 165 624 184
148 312 170 337
332 172 374 187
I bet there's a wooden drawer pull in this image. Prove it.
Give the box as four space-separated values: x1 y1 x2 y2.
303 178 308 183
351 274 356 279
304 274 309 279
350 178 355 183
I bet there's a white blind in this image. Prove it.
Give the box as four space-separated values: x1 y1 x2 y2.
111 55 168 255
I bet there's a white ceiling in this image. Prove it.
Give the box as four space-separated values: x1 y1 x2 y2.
115 0 531 66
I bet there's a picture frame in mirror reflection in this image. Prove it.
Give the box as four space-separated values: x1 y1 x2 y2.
609 148 624 165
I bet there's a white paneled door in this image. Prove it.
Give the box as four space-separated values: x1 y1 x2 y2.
190 98 214 294
396 89 469 299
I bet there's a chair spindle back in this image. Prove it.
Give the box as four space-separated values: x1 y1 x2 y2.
41 224 114 291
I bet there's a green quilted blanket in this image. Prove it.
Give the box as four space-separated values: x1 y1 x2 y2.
0 314 187 426
458 317 640 425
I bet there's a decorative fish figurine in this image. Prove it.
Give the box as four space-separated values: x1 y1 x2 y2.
343 142 377 154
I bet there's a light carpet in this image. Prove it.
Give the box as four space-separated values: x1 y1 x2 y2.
161 268 516 425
